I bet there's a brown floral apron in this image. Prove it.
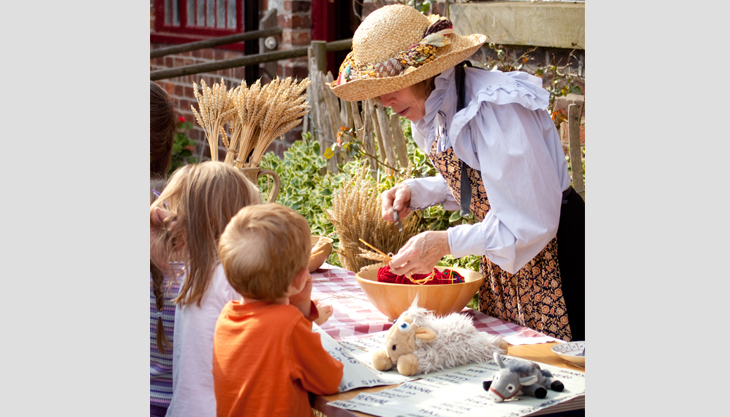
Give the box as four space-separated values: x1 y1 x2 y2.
428 142 572 341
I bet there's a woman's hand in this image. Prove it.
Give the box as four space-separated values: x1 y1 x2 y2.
389 231 451 276
381 182 412 222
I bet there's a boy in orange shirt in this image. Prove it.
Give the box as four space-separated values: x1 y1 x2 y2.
214 203 344 417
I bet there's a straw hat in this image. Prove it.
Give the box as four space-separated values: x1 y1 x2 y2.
329 4 487 102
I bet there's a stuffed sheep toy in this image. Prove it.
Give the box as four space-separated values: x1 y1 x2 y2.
371 302 508 376
483 352 564 402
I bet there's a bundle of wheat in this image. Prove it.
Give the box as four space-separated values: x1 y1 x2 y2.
190 79 235 162
191 77 311 168
326 164 417 272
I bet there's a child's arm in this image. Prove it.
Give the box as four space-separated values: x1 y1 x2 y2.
288 272 317 320
290 317 344 395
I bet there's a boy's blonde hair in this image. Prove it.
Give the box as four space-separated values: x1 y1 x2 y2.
150 161 262 307
219 203 311 301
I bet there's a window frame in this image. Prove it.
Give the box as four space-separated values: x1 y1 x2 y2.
152 0 245 48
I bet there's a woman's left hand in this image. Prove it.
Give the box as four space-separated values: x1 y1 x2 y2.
389 231 451 276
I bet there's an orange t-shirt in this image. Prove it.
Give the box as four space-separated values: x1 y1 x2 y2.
213 300 344 417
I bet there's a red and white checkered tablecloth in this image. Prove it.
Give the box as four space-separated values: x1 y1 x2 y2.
311 264 558 345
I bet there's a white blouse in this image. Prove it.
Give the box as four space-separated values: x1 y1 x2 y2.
166 264 240 417
405 66 570 274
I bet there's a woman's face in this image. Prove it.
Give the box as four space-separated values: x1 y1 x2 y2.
379 85 428 122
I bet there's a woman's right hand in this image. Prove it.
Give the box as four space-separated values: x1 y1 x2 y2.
381 182 412 222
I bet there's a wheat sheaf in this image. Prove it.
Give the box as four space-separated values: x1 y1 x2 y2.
326 163 417 272
191 77 311 167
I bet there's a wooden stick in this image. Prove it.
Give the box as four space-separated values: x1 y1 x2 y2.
568 104 585 201
358 238 390 260
390 113 409 168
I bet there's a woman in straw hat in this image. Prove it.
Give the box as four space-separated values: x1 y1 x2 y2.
330 4 584 342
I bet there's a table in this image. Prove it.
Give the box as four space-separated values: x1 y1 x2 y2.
311 264 559 346
310 264 585 417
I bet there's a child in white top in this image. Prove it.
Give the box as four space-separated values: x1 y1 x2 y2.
150 161 261 417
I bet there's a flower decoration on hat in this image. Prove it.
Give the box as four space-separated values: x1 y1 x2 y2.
335 16 454 86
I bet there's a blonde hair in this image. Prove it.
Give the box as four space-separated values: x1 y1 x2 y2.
150 161 262 307
219 203 311 302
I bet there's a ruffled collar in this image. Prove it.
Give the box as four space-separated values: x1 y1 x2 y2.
412 67 456 148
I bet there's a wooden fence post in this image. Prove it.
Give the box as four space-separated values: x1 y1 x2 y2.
367 100 388 174
311 41 327 73
373 102 398 174
568 104 585 201
323 72 344 167
351 101 378 176
339 97 353 163
307 52 332 174
390 114 409 169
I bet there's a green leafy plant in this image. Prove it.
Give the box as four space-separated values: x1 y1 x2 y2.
168 116 199 176
407 0 435 14
259 133 351 266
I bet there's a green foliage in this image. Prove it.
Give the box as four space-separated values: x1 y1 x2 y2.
259 133 333 236
437 254 483 309
168 118 199 176
408 0 435 14
259 133 354 266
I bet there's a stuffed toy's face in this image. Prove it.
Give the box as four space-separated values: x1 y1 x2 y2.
487 369 521 402
383 316 419 366
383 315 436 366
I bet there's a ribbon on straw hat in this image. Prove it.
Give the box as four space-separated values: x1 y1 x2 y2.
329 4 487 102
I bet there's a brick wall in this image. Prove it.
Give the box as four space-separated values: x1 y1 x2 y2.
277 1 311 80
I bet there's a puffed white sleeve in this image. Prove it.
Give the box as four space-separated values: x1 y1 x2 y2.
403 176 461 211
447 102 564 274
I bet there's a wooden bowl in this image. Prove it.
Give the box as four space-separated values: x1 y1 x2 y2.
355 265 484 320
308 236 333 272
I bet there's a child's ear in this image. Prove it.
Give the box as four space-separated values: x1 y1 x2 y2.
291 268 309 293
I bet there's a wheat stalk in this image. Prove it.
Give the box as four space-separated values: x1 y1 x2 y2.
190 78 235 161
249 77 312 167
326 163 418 272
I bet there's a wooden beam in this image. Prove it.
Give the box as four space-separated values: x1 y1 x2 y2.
150 27 283 58
151 39 352 81
568 104 585 201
